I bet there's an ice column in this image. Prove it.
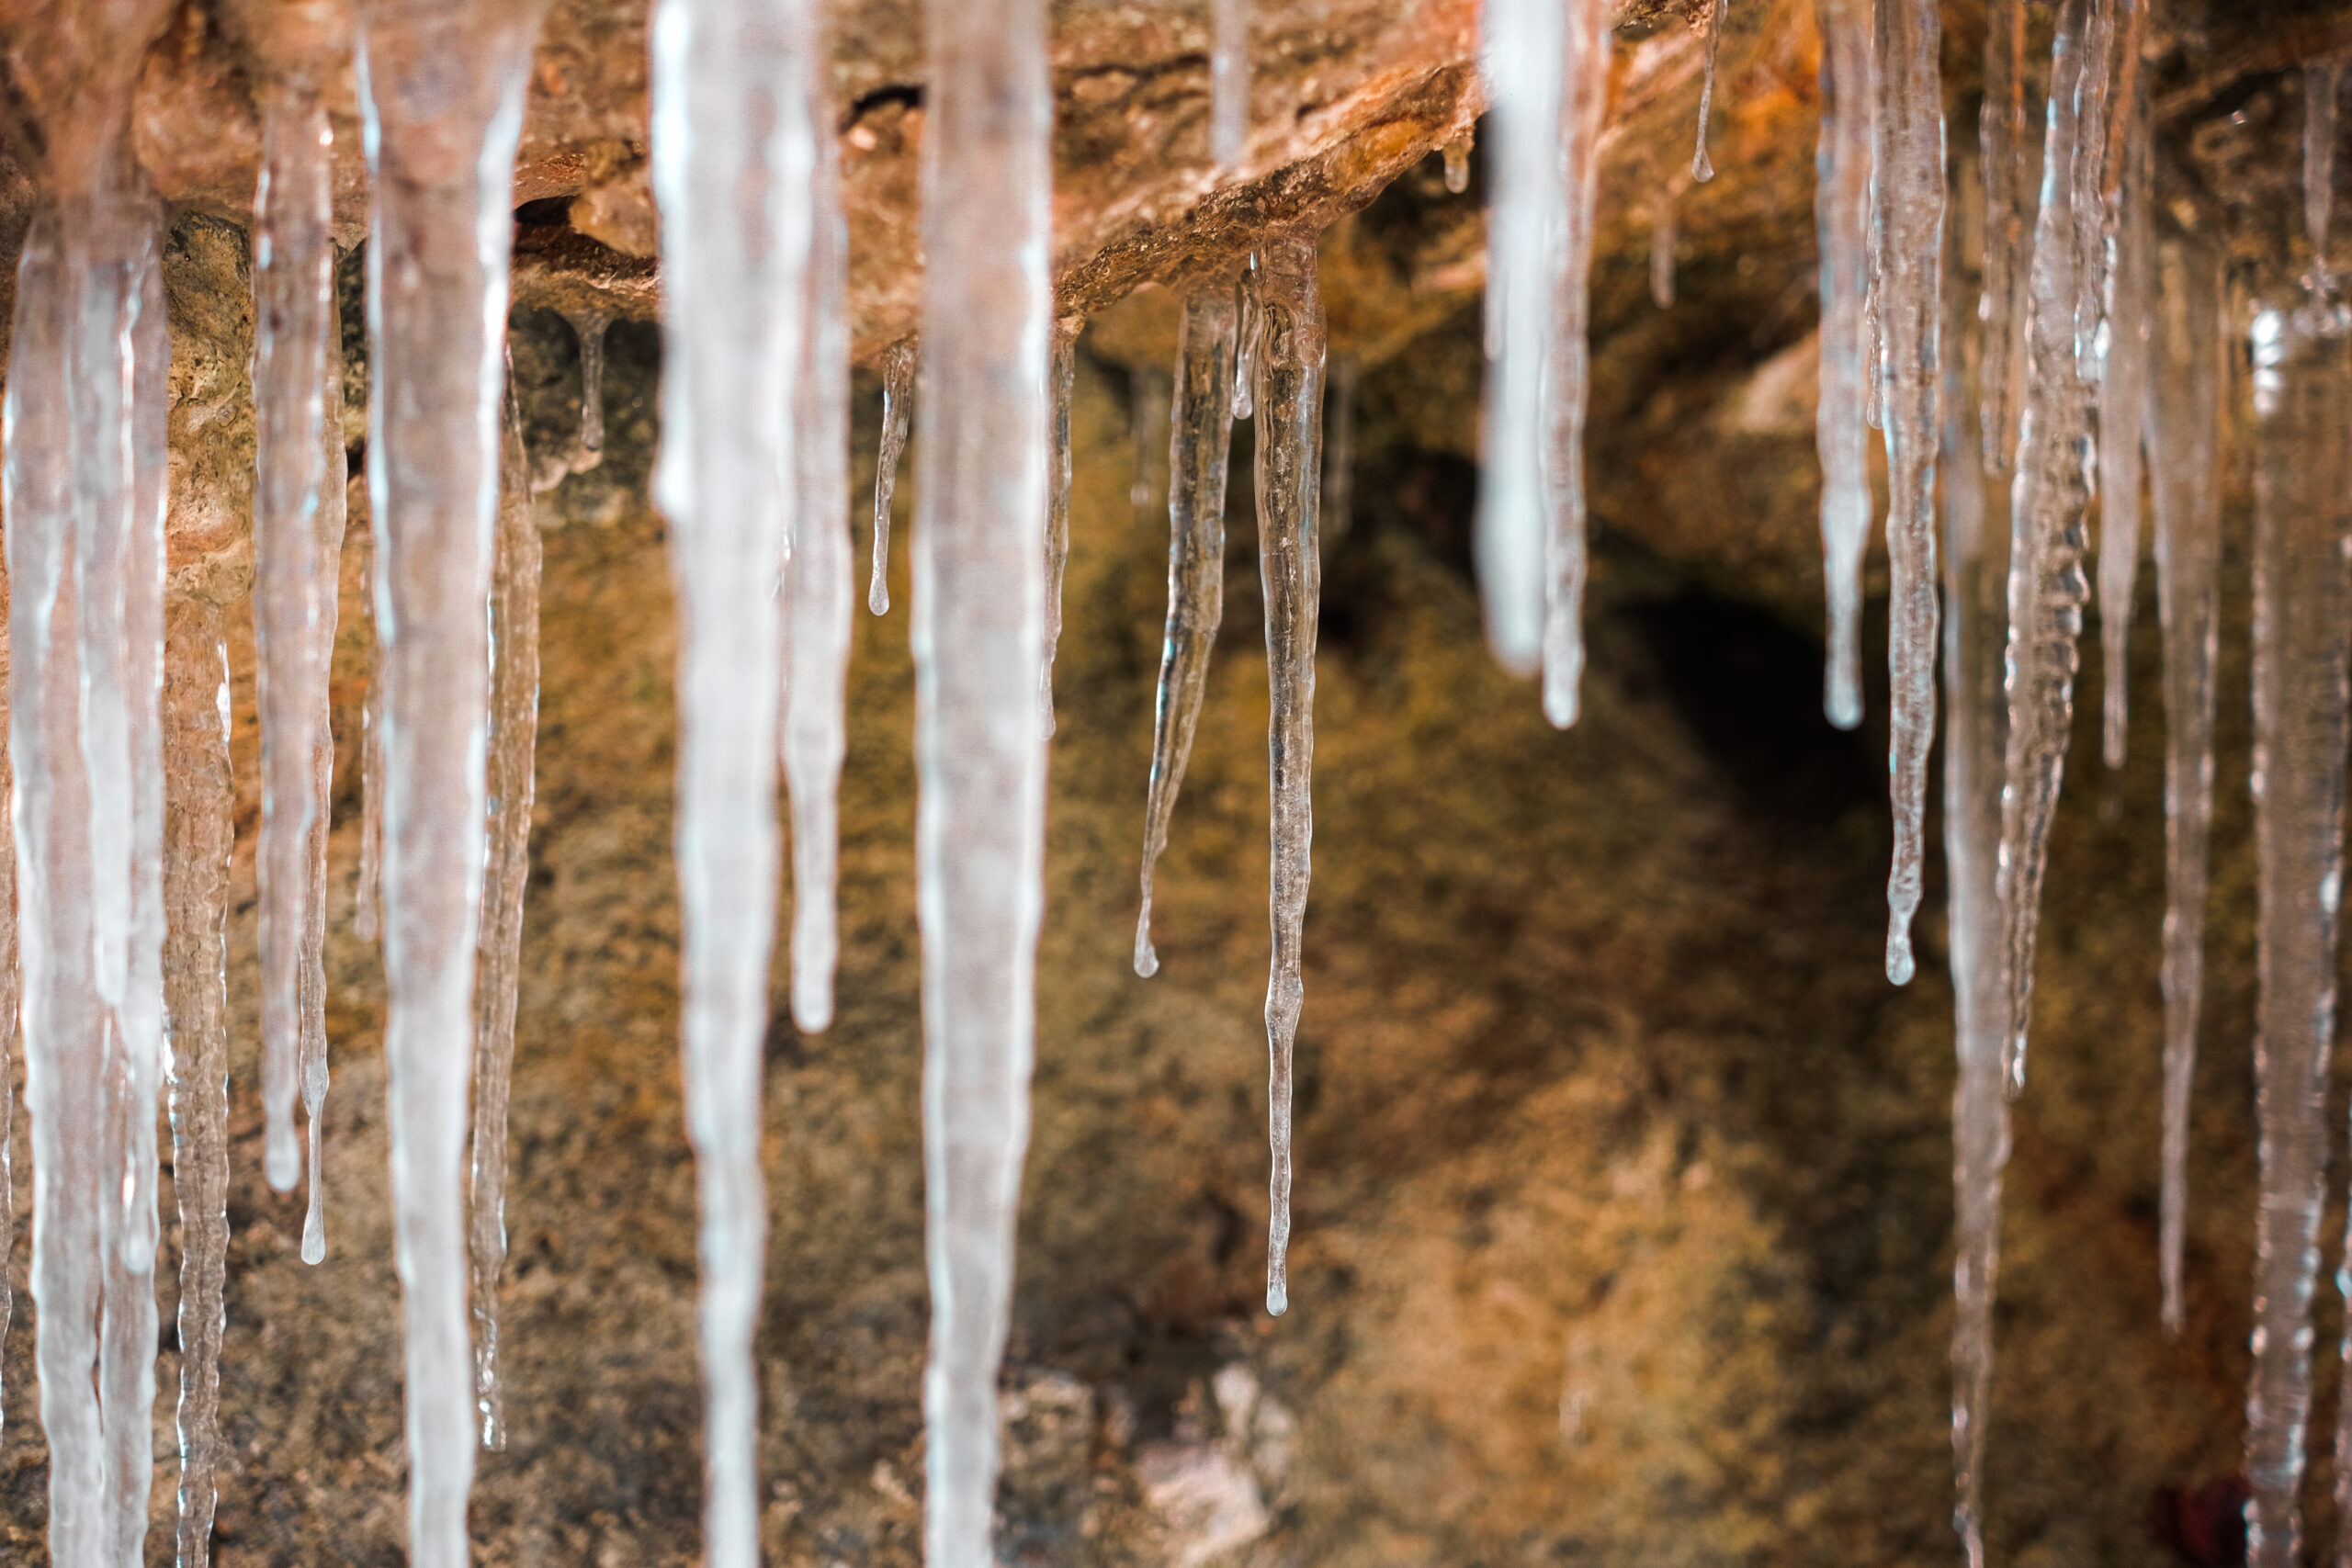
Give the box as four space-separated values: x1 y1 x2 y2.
911 0 1052 1556
650 0 816 1558
2244 290 2352 1568
1136 288 1239 979
354 0 548 1559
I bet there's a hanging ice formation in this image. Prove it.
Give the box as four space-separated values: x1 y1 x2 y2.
1939 166 2011 1568
571 310 613 463
356 0 548 1560
785 74 853 1036
1813 0 1874 733
1041 323 1079 737
651 0 816 1555
1252 231 1327 1319
870 336 917 615
468 367 544 1451
1442 133 1472 195
1234 254 1263 420
1992 0 2118 1097
1978 0 2030 473
1211 0 1249 168
1136 288 1240 979
2097 79 2152 773
2149 238 2222 1338
910 0 1053 1557
1691 0 1728 182
1875 0 1945 986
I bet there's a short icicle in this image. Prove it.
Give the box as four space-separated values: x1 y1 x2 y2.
1253 231 1326 1317
1542 0 1613 728
1473 0 1562 678
1691 0 1728 182
785 77 853 1035
2097 79 2151 773
569 310 612 463
469 367 544 1452
870 337 916 615
162 568 238 1568
1210 0 1249 168
1977 0 2030 472
651 0 818 1557
1233 256 1261 421
2148 237 2222 1337
1442 133 1472 195
1813 0 1875 732
1040 323 1079 738
1940 175 2011 1568
1993 0 2119 1097
912 0 1053 1556
2245 284 2352 1568
1876 0 1945 985
354 1 550 1559
1136 287 1239 979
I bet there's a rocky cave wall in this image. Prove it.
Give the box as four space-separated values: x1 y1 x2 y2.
0 0 2343 1563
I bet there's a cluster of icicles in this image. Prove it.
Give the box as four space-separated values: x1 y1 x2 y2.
0 0 2345 1561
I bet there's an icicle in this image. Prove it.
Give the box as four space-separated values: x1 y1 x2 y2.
1130 363 1171 519
653 0 816 1556
1233 256 1261 421
469 367 543 1452
1474 0 1563 678
252 80 338 1200
1876 0 1945 987
1940 170 2011 1568
2097 81 2151 773
1691 0 1728 182
356 592 385 942
1442 133 1472 195
2149 239 2222 1338
1650 195 1677 309
1210 0 1249 168
2064 2 2122 389
569 310 612 464
1978 0 2030 472
1323 352 1358 540
869 337 916 616
302 260 351 1266
912 0 1052 1554
1541 0 1612 729
2244 289 2352 1568
1813 0 1875 731
1040 324 1078 737
355 2 548 1560
1251 231 1325 1317
163 588 235 1568
1136 288 1239 979
785 86 852 1037
1993 0 2119 1097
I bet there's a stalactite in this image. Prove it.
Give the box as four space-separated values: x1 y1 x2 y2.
870 337 916 616
1813 0 1874 732
468 369 544 1453
913 0 1052 1556
2098 79 2152 773
1544 0 1612 728
1040 323 1079 738
1136 287 1239 978
1691 0 1729 182
1978 0 2030 473
354 1 549 1560
301 259 351 1267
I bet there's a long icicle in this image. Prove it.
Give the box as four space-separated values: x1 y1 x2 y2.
301 254 351 1265
1941 158 2012 1568
354 2 548 1559
1813 0 1875 732
785 78 853 1036
250 76 338 1201
652 0 816 1556
1253 230 1325 1317
1040 323 1078 737
1993 0 2116 1096
162 570 237 1568
1978 0 2030 472
468 363 544 1453
1471 0 1562 679
1543 0 1612 728
1876 0 1945 984
913 0 1052 1555
2245 286 2352 1568
1136 287 1239 979
2149 238 2222 1339
869 338 916 616
2097 79 2151 773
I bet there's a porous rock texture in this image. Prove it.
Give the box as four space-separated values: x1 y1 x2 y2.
0 0 2342 1564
